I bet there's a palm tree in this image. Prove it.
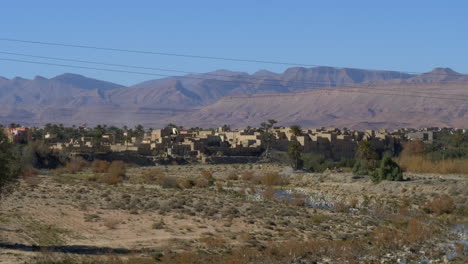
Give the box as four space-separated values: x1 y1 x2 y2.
289 125 302 138
288 125 303 170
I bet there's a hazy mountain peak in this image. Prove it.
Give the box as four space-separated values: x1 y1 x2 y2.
252 70 278 77
428 67 460 75
34 75 48 81
207 69 246 76
51 73 125 90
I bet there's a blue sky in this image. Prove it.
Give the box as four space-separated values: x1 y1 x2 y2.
0 0 467 86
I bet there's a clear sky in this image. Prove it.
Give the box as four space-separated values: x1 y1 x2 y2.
1 0 467 86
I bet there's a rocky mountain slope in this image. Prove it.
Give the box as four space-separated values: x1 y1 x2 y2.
0 67 467 128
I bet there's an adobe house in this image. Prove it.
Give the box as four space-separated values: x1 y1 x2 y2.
3 127 31 143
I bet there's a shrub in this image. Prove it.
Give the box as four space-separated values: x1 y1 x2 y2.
178 178 195 189
152 219 165 229
142 168 165 184
373 156 403 182
103 218 119 230
262 186 276 200
97 173 123 185
425 194 456 215
97 161 126 185
199 170 214 186
398 155 468 174
200 170 213 179
91 160 111 173
401 140 426 157
261 172 289 186
195 177 210 188
241 171 254 181
64 156 88 174
352 159 373 177
156 174 180 189
107 161 126 178
227 172 238 180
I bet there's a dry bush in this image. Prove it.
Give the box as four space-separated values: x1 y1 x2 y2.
348 198 359 208
63 156 88 174
401 140 426 156
142 168 165 184
398 155 468 174
157 175 180 189
22 168 41 186
103 218 119 229
107 161 126 178
215 181 223 191
200 170 213 179
262 186 276 200
334 200 350 213
199 234 226 248
152 219 165 229
372 227 404 250
96 161 126 185
406 218 430 243
195 177 209 188
289 193 307 207
260 172 289 186
97 173 123 185
241 171 255 181
178 178 195 189
227 171 238 180
91 159 111 173
425 194 456 215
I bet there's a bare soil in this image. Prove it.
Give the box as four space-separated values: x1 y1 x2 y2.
0 164 467 263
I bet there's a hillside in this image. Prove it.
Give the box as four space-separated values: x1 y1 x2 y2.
166 81 468 129
0 67 467 128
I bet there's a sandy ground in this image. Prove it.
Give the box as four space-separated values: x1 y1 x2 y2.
0 163 467 263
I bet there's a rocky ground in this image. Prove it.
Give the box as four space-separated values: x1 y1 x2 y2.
0 163 467 263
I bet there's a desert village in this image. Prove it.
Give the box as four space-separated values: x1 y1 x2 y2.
2 125 457 164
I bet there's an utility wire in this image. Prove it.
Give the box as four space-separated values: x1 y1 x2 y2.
0 37 466 78
0 57 466 101
0 51 467 98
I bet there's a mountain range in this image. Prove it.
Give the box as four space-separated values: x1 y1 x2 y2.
0 67 467 129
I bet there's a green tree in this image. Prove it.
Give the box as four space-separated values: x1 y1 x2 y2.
356 140 378 161
373 156 403 182
288 141 303 170
0 128 20 198
289 125 302 137
353 140 379 177
260 120 278 159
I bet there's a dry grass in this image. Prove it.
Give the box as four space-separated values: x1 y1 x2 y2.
107 161 126 178
227 172 238 180
260 172 289 186
142 168 165 184
156 174 180 189
241 171 255 181
200 170 213 180
22 168 41 186
97 173 123 185
424 194 456 215
91 160 111 173
195 177 209 188
103 218 120 230
262 186 276 200
178 178 195 189
398 155 468 174
61 157 88 174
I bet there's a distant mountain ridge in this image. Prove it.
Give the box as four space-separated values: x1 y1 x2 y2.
0 67 467 129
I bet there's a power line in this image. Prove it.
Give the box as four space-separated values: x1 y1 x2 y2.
0 37 466 78
0 57 467 101
0 51 467 98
